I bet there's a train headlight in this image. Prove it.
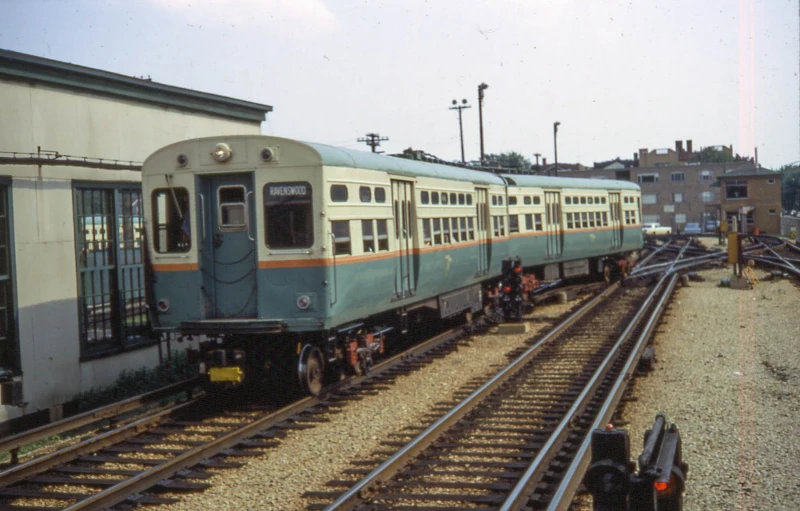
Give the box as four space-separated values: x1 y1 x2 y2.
297 295 311 310
176 153 189 167
211 142 232 162
156 298 170 312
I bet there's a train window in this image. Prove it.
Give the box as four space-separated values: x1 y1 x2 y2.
588 197 594 204
509 215 519 234
423 219 432 245
564 197 571 205
498 196 504 206
467 195 473 206
580 212 588 228
580 197 586 204
459 218 467 240
362 220 375 253
566 213 574 229
421 191 430 204
533 196 541 205
534 213 543 232
571 196 578 204
376 220 389 251
264 182 313 249
433 218 442 245
218 186 247 232
467 217 475 240
525 214 533 230
432 192 440 205
331 221 351 255
359 186 372 203
450 193 457 204
442 218 451 243
441 193 448 205
152 187 191 253
499 216 505 236
491 196 497 206
375 187 386 203
330 185 348 202
524 196 532 205
508 196 518 206
589 212 596 228
601 197 607 204
450 218 459 242
602 212 609 226
458 193 465 205
492 216 499 237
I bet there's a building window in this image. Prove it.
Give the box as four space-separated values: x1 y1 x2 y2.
672 193 683 203
74 186 148 357
0 186 17 374
637 173 659 184
700 191 714 202
767 179 776 185
769 209 777 215
643 214 660 224
699 170 713 182
642 194 657 205
725 181 748 199
671 172 685 182
675 213 686 224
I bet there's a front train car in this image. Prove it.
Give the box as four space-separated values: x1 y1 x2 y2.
142 136 332 392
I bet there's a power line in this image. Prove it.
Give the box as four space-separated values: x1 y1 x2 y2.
358 133 389 153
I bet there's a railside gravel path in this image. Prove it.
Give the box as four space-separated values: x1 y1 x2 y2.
572 266 800 510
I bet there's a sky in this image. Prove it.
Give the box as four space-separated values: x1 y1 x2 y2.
1 0 798 169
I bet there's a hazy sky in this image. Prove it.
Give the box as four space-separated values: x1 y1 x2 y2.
2 0 798 168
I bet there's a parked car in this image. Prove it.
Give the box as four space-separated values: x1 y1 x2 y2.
683 222 702 235
642 223 672 235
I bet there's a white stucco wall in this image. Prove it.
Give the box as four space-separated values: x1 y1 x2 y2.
0 77 263 419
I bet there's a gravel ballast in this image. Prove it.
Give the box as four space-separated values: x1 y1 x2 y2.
157 263 799 510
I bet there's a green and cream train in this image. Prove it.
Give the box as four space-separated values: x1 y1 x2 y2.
142 135 642 394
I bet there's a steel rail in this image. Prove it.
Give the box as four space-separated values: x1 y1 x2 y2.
0 377 202 459
0 398 201 488
546 272 679 510
322 283 620 511
634 241 674 270
499 273 673 510
61 319 490 510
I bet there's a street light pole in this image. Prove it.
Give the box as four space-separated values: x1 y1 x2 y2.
450 99 471 163
478 83 489 164
553 121 561 177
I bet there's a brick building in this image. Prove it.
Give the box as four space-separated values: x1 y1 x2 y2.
718 165 783 234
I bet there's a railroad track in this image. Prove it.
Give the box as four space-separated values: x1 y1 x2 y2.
306 273 679 511
0 313 541 510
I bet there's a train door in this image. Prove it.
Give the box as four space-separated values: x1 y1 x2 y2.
391 180 416 299
544 191 563 258
475 188 490 276
609 192 623 248
198 173 258 318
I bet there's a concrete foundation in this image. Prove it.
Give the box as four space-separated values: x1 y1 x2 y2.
496 322 530 334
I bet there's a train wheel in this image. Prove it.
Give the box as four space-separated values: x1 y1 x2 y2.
298 345 325 396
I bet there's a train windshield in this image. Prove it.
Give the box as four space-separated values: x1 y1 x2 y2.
264 182 314 248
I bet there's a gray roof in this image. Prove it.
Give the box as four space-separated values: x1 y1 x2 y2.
501 174 640 191
718 165 782 178
0 49 272 123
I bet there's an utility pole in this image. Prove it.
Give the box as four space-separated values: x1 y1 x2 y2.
450 99 471 163
478 83 489 164
358 133 389 153
533 153 541 173
553 121 561 177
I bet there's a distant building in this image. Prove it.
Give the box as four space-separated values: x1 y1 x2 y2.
718 165 783 234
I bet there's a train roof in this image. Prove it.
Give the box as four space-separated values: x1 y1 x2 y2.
501 173 640 191
306 141 506 186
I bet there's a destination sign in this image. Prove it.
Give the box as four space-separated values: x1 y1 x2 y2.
266 182 312 204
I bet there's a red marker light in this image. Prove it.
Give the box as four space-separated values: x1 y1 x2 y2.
654 481 668 492
604 424 614 431
514 266 522 274
503 286 512 293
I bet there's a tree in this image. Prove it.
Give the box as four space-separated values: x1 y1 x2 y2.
781 163 800 212
483 151 532 173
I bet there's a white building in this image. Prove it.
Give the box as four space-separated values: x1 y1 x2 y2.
0 49 272 421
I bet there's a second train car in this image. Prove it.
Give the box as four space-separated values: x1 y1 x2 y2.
142 135 642 394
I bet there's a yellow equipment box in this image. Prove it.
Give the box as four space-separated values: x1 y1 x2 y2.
209 366 243 383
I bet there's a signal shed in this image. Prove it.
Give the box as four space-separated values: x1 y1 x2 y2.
0 49 272 420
